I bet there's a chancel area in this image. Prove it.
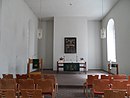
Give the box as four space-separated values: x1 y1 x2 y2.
0 0 130 98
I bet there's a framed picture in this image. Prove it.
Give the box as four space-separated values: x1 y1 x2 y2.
64 37 77 53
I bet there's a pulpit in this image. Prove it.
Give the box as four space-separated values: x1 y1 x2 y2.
27 58 43 76
108 63 119 74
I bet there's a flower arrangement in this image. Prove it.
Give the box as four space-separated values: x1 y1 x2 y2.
80 58 84 60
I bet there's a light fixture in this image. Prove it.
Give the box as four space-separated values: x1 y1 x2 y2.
69 3 72 6
37 0 43 39
101 28 106 39
37 28 42 39
100 0 106 39
68 0 72 6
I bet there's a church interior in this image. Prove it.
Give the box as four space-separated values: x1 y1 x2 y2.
0 0 130 98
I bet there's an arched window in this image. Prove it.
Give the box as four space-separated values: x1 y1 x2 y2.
107 18 116 62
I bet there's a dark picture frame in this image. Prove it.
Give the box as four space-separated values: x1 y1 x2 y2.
64 37 77 53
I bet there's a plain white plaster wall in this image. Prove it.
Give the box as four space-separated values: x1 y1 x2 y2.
0 0 1 43
0 0 38 76
53 17 88 70
88 21 102 69
45 21 53 69
38 21 47 69
102 0 130 75
38 20 53 69
0 0 2 77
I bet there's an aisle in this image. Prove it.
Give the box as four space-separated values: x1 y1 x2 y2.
42 69 108 98
45 86 86 98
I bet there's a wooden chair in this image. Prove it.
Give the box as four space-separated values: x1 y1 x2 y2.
1 79 17 91
2 74 13 79
43 74 56 81
18 79 35 92
43 74 58 93
16 74 28 83
30 74 42 79
126 83 130 98
103 90 126 98
83 75 99 94
0 92 1 98
127 84 130 97
20 89 43 98
127 75 130 83
0 78 1 89
0 79 1 98
1 79 18 97
109 74 127 80
110 80 128 90
36 79 55 98
30 73 42 84
90 79 110 98
101 75 110 79
1 89 16 98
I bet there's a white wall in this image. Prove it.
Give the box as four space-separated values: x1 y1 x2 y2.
0 0 38 76
46 20 53 69
0 0 2 76
53 17 102 71
102 0 130 75
0 0 2 42
88 21 102 69
53 17 88 70
38 21 47 69
38 20 53 69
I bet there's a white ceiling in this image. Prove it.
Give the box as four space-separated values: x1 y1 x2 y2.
24 0 120 20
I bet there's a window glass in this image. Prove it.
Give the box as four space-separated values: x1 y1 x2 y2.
107 19 116 62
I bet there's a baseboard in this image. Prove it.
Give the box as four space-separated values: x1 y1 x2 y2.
88 69 115 75
101 69 114 75
42 68 53 70
88 69 104 71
